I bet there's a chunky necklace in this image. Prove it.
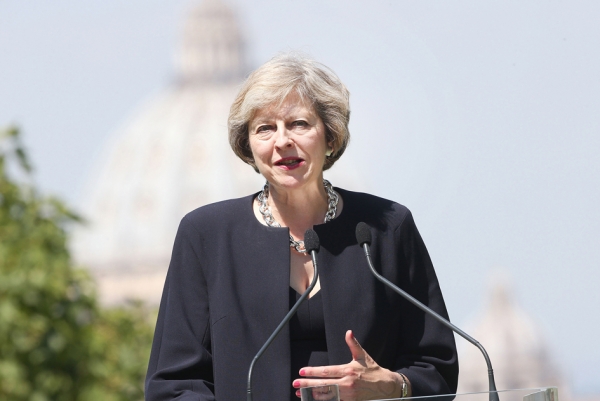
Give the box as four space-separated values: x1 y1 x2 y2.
257 179 339 254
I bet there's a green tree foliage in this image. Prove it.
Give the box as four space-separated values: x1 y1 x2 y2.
0 126 155 401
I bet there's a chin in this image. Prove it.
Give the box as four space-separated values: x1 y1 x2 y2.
274 174 323 190
270 178 305 189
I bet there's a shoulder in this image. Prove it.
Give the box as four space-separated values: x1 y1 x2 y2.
336 187 413 232
179 193 257 234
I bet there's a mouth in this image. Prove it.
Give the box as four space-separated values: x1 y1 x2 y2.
274 157 304 170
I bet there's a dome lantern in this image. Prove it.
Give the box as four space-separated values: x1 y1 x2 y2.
178 0 246 84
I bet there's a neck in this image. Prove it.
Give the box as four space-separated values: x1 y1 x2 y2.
268 178 328 239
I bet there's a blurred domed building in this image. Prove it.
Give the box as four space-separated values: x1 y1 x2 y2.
457 275 568 400
72 0 363 305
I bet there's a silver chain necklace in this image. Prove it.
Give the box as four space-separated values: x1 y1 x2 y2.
257 179 339 254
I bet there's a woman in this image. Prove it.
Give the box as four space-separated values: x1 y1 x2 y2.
145 54 458 401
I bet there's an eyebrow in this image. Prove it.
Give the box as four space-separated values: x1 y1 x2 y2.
250 107 316 129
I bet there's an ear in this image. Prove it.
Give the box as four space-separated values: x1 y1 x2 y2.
326 141 334 157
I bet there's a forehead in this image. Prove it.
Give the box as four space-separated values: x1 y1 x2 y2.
251 93 316 123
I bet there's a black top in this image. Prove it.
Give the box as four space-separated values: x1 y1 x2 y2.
145 188 459 401
289 289 328 400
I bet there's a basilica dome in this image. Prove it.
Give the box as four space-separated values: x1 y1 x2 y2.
72 0 363 305
72 0 264 305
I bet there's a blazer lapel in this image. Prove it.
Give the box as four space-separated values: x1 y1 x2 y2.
235 222 292 401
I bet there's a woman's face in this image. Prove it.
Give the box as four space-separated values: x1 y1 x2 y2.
248 93 329 192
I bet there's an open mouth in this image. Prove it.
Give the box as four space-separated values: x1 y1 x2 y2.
275 157 304 169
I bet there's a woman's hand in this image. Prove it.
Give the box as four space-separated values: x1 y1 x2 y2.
293 330 410 401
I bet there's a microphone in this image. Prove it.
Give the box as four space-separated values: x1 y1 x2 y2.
247 229 321 401
355 222 500 401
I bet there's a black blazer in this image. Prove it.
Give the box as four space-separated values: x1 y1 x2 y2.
145 188 458 401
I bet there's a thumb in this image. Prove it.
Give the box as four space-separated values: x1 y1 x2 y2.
345 330 366 361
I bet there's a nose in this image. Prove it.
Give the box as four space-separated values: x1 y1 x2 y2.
274 123 293 149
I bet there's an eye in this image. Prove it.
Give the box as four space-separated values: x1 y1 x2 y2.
254 125 275 137
291 120 309 129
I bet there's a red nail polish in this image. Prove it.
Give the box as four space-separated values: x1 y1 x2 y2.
293 380 300 388
299 369 306 376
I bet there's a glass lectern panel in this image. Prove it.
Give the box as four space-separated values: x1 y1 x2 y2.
372 387 559 401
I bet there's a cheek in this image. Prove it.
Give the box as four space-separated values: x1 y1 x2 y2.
248 140 269 164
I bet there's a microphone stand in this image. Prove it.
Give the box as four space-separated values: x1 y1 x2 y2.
246 233 320 401
359 233 500 401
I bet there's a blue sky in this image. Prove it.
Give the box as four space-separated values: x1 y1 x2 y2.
1 0 599 394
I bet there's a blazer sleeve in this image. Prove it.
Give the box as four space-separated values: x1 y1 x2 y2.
393 211 459 396
145 216 216 401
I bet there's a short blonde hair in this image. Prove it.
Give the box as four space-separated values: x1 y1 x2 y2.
228 53 350 172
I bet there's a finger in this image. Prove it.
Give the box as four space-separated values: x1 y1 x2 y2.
293 378 342 390
299 365 347 378
345 329 366 361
